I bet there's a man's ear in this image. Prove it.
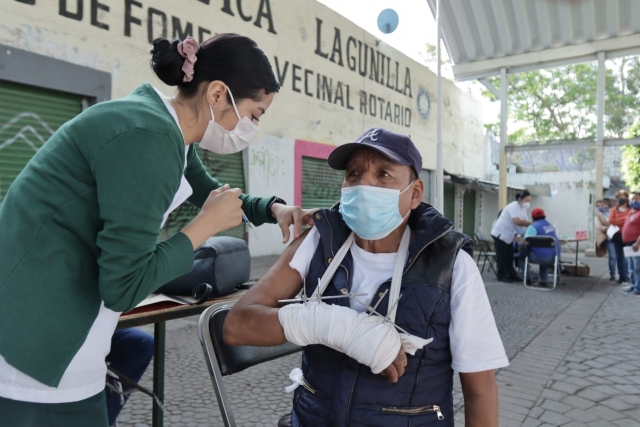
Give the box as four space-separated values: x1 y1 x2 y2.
411 178 424 209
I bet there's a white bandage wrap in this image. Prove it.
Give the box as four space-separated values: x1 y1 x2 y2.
279 302 429 374
281 227 433 377
400 334 433 354
284 368 304 393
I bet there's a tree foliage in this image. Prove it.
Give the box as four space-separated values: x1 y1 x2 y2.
622 121 640 191
482 57 640 144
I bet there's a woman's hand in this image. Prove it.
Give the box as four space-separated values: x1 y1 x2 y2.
182 184 244 249
271 203 318 243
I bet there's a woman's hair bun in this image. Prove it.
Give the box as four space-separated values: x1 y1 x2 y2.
150 37 185 87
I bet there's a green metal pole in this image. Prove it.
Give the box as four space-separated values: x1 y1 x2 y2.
152 322 166 427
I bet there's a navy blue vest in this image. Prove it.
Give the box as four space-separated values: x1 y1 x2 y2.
291 203 472 427
530 219 560 258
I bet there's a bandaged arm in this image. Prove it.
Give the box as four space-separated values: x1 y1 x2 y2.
279 302 430 374
223 231 430 372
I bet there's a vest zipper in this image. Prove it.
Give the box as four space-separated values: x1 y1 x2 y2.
381 405 444 420
408 292 444 407
402 225 451 409
321 210 337 258
345 365 360 426
301 377 316 395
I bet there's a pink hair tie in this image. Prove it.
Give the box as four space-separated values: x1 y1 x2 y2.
177 36 200 83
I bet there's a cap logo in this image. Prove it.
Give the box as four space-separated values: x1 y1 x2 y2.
357 129 379 143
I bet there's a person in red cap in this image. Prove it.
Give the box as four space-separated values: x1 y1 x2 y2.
518 208 562 287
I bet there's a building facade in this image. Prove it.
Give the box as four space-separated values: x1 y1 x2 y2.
0 0 488 256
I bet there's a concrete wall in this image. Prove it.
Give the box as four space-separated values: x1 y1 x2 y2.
246 135 296 256
604 146 623 179
1 0 488 256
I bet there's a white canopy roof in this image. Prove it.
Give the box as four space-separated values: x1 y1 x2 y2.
427 0 640 81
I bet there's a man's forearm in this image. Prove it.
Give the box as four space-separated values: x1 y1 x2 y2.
224 231 309 347
224 304 287 347
464 392 499 427
460 371 499 427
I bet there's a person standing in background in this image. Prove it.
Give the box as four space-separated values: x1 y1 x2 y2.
595 199 616 281
491 191 532 283
621 192 640 296
609 190 632 284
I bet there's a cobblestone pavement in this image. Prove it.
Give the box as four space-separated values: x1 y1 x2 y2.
119 254 637 426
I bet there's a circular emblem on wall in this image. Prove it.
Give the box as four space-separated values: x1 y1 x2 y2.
417 87 431 120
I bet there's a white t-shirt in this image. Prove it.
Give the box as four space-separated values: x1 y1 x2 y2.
290 227 509 373
0 88 193 403
491 201 528 244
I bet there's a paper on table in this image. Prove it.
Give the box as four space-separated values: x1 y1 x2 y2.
623 246 640 258
135 293 198 308
607 225 620 239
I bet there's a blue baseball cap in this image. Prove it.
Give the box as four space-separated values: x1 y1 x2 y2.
328 128 422 176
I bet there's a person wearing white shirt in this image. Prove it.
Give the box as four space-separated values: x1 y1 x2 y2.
224 128 507 427
491 192 532 283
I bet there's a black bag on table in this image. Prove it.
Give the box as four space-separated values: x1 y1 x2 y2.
158 236 251 297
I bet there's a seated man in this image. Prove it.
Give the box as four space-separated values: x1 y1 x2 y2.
518 208 561 287
224 128 508 427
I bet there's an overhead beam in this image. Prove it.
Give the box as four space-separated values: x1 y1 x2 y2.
478 78 501 99
605 137 640 147
452 33 640 81
506 141 595 152
504 137 640 152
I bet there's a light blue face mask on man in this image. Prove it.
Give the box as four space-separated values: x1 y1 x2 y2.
339 182 413 240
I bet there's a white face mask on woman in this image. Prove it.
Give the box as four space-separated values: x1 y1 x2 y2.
198 86 259 154
521 201 531 210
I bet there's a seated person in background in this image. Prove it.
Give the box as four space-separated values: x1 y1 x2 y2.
105 328 154 427
224 128 508 427
518 208 561 287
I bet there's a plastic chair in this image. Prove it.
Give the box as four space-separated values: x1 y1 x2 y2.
475 231 498 276
198 301 301 427
523 236 560 291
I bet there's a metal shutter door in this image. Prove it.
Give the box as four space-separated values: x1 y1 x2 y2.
161 147 247 240
0 80 83 203
463 189 476 237
301 156 343 209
